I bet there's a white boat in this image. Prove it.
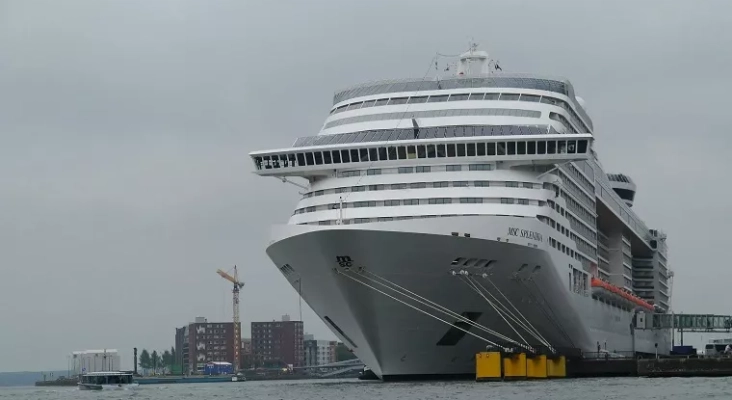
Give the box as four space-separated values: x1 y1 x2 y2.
78 371 139 390
250 45 674 380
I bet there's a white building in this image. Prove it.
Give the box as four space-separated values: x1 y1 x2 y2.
71 349 121 375
304 340 337 366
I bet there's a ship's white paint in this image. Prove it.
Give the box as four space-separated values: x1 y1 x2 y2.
266 216 669 378
250 45 672 379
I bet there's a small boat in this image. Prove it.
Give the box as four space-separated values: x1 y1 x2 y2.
78 371 139 390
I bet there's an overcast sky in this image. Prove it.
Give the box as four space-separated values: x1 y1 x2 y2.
1 0 731 372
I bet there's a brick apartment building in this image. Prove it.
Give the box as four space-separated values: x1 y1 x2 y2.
251 315 304 368
174 317 241 374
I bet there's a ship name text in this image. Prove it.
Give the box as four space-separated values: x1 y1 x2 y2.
508 227 543 242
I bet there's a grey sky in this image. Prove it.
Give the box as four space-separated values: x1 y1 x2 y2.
1 0 730 372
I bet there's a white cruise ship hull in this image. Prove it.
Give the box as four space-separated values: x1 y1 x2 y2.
266 215 670 379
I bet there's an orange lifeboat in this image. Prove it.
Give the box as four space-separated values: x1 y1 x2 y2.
590 277 654 311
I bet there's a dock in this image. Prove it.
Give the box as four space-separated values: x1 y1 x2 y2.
476 353 732 380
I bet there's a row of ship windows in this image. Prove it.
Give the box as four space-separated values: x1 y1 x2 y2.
557 169 596 211
304 177 543 199
330 92 590 133
324 108 541 130
294 197 544 215
564 162 595 195
337 163 497 178
557 190 596 227
539 214 597 262
298 213 531 226
254 139 590 170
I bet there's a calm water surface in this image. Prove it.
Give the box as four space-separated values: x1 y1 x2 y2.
3 377 732 400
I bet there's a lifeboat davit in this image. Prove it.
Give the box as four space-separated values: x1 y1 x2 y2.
590 277 654 311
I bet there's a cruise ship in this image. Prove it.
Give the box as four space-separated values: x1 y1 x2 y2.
250 46 673 380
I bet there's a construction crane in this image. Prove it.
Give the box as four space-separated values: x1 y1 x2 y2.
216 266 244 373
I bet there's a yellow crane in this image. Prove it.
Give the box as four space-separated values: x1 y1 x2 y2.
216 266 244 373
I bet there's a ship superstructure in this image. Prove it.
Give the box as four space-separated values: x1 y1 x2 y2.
250 47 672 379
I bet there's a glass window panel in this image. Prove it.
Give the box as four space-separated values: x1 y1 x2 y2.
408 96 428 104
428 95 449 103
448 94 470 101
388 97 408 105
368 148 378 161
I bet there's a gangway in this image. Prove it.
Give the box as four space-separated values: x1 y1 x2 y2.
634 313 732 332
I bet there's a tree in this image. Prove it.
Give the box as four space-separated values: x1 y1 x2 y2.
151 350 159 374
139 349 151 374
162 350 172 374
335 343 357 361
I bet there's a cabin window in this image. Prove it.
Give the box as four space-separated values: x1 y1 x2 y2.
417 145 427 158
323 151 332 164
497 142 506 155
426 144 436 158
398 146 407 160
447 144 456 157
469 93 485 100
433 181 448 188
537 141 546 154
388 147 397 160
368 148 378 161
457 144 466 157
484 93 499 100
398 167 413 174
558 140 567 154
507 142 516 155
314 152 323 165
305 153 315 166
467 143 476 156
547 141 557 154
346 102 363 111
367 169 381 176
296 153 305 166
567 140 577 154
517 141 526 155
436 144 446 158
416 166 431 173
407 146 417 159
388 97 408 105
578 140 588 153
341 150 351 163
476 143 486 156
349 149 359 162
527 141 536 154
361 99 376 108
520 94 541 102
449 94 469 101
500 93 520 101
446 165 461 172
378 147 387 161
360 148 369 161
487 143 496 156
332 151 341 163
428 95 449 103
408 96 428 104
374 99 389 106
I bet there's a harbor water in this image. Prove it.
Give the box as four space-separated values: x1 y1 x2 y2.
3 377 732 399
